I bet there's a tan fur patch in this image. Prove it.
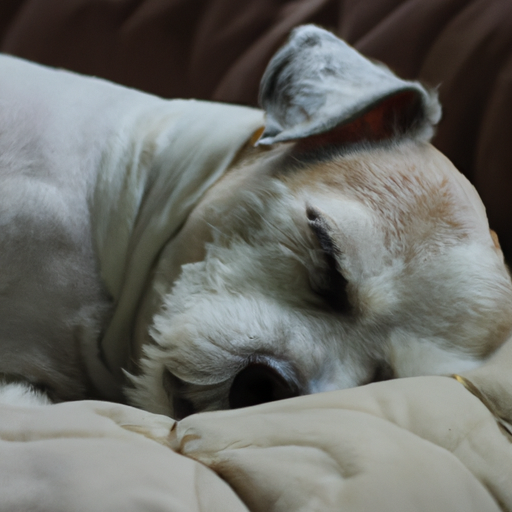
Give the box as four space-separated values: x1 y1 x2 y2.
280 142 470 263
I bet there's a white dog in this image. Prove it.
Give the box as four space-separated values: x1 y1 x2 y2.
0 26 511 419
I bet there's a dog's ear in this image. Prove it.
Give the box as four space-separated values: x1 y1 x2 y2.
256 25 441 152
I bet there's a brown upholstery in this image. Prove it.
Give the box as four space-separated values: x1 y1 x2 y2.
1 0 511 259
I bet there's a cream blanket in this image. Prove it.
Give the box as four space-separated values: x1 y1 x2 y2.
2 340 511 511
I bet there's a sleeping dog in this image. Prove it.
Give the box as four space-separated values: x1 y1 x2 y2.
0 26 511 418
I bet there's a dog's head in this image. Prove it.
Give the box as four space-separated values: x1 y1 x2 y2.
128 26 512 418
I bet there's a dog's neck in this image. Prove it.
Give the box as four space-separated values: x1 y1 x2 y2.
92 100 264 393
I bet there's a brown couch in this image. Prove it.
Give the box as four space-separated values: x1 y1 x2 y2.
1 0 511 260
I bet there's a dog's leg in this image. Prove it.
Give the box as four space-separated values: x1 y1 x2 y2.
0 381 52 406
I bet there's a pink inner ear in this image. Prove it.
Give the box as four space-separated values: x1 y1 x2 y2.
295 90 420 154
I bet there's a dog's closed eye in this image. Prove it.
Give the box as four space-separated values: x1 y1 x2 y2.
306 207 350 313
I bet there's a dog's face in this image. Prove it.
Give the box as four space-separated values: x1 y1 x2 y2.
127 26 512 418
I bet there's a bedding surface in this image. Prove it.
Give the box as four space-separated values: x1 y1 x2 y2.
2 340 512 511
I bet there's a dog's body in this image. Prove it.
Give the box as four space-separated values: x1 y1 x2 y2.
0 53 265 404
1 26 511 418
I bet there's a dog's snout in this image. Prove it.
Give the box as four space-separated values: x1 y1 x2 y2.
229 363 300 409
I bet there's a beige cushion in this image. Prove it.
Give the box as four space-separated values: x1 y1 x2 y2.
173 374 510 512
0 400 247 512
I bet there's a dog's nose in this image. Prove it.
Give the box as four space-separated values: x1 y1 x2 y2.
229 363 300 409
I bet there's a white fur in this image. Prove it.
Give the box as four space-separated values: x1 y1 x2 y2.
0 382 51 407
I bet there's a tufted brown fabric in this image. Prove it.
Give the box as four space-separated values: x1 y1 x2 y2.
1 0 511 259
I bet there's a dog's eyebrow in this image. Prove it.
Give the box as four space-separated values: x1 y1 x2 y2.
306 207 339 257
306 207 350 313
